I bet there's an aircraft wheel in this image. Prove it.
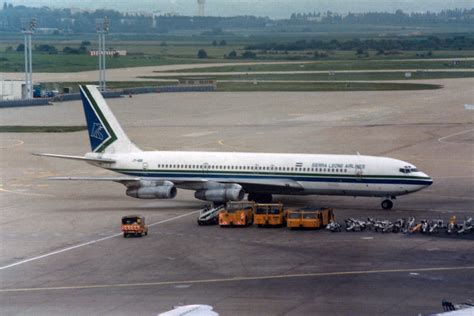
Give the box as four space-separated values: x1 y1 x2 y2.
381 199 393 210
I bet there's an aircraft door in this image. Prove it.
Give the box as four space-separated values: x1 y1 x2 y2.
355 164 364 178
202 162 210 174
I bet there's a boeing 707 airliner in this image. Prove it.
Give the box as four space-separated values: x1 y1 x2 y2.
36 85 433 209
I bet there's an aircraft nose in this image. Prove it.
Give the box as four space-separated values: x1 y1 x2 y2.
422 173 433 186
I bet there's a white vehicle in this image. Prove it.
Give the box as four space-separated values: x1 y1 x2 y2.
36 85 433 209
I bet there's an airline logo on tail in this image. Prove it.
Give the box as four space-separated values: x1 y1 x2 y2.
79 85 117 152
91 123 105 141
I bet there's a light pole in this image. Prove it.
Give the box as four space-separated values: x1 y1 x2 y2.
96 17 109 92
21 18 37 99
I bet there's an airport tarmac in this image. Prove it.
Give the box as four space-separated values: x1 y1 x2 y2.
0 78 473 315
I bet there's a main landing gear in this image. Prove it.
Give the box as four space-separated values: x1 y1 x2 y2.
381 199 394 210
247 193 272 203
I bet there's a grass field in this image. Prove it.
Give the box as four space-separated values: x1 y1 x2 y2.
216 82 442 92
0 52 221 72
39 81 178 94
164 59 474 73
23 80 442 94
0 126 86 133
1 35 473 73
142 71 474 81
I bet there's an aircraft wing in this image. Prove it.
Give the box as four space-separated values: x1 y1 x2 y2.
158 304 218 316
49 176 143 187
432 307 474 315
220 177 304 193
48 175 303 193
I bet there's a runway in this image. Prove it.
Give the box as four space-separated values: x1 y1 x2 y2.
1 77 473 315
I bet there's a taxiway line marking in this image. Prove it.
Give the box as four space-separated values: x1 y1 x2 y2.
438 128 474 144
1 265 472 293
0 139 24 149
0 186 54 197
0 210 198 271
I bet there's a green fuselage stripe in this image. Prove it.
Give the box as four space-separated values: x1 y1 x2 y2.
109 168 431 180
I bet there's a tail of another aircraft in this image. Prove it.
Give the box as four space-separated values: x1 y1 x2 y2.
79 85 141 153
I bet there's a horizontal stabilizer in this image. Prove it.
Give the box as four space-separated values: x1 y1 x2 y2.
33 153 115 163
48 176 141 186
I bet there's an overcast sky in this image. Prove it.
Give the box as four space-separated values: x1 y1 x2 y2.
6 0 474 18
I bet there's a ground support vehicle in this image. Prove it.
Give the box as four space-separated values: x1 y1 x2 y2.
197 204 224 225
219 201 255 227
457 217 473 234
286 208 334 229
121 215 148 238
326 220 342 232
253 203 285 227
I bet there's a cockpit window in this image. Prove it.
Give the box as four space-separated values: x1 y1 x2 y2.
399 166 419 174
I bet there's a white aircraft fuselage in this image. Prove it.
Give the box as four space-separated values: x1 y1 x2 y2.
38 85 433 210
88 150 432 198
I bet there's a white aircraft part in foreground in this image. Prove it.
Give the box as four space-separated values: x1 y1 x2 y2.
158 304 218 316
36 85 433 209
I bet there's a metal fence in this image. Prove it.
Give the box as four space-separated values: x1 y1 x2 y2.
0 98 50 108
0 85 215 108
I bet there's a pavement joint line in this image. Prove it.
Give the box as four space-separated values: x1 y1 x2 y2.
0 210 199 271
0 266 472 293
438 128 474 144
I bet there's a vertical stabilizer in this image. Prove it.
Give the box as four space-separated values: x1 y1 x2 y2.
79 85 141 153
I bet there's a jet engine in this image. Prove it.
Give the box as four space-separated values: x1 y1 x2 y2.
126 181 177 199
194 184 244 202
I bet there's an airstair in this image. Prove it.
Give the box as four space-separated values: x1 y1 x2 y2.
197 204 225 225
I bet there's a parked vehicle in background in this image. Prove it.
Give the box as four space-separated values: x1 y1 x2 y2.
121 215 148 237
219 201 255 227
286 207 334 229
254 203 285 227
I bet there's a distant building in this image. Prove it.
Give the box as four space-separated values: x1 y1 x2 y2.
0 80 25 100
35 28 59 35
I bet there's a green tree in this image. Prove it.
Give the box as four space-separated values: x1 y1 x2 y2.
35 44 58 54
219 40 227 46
197 49 208 58
241 51 257 59
227 50 237 58
16 44 25 52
